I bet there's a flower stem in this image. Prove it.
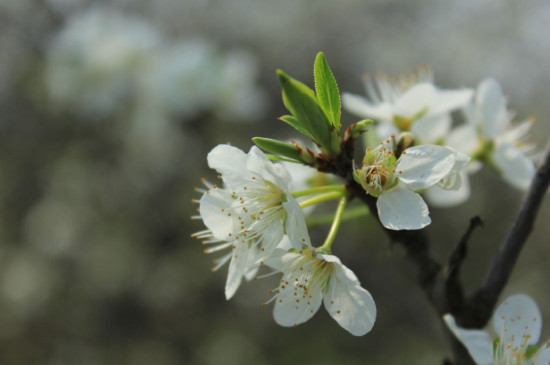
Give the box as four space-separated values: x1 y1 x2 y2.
306 205 369 229
292 185 346 198
298 191 345 209
318 197 347 253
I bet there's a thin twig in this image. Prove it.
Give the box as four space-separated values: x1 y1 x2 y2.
467 144 550 327
444 216 484 313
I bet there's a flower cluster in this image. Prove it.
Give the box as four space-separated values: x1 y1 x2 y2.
192 54 540 339
444 294 550 365
344 70 537 208
193 145 376 336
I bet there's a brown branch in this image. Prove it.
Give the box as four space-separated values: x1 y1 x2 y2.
444 216 484 314
465 144 550 327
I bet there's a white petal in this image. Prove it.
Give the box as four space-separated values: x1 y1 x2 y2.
533 346 550 364
493 294 542 348
397 145 455 190
207 144 247 177
246 146 291 189
375 123 400 141
430 88 474 115
256 219 285 259
377 188 430 230
411 113 451 144
323 262 376 336
244 246 262 280
424 172 471 208
477 78 507 139
199 188 235 240
446 124 479 155
492 143 535 191
225 242 249 299
273 274 324 327
342 93 393 122
283 196 312 250
263 249 299 270
439 149 470 190
443 314 494 365
394 83 437 118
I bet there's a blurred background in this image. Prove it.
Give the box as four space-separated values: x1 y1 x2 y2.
1 0 549 364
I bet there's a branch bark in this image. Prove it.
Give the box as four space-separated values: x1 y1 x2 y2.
466 144 550 327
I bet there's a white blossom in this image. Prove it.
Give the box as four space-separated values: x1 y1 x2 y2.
264 241 376 336
193 145 308 299
355 137 468 230
450 79 536 191
444 294 550 365
45 6 162 117
343 69 473 143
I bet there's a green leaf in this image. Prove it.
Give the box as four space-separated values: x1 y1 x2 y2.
252 137 312 164
279 115 315 141
277 69 331 149
265 154 302 163
314 52 341 129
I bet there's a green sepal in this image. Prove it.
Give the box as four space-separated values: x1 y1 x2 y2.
329 127 342 155
525 345 539 360
277 69 332 151
314 52 341 129
348 119 373 139
252 137 314 164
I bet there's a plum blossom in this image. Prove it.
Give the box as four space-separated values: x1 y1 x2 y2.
343 69 473 143
427 79 537 207
193 145 308 299
458 78 535 190
354 137 469 230
444 294 550 365
264 237 376 336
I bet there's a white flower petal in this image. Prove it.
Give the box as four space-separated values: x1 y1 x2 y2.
493 294 542 348
256 219 285 259
342 92 393 121
199 188 235 240
263 249 299 270
225 242 249 299
377 188 430 230
533 346 550 364
324 263 376 336
446 124 479 155
273 273 324 327
246 146 291 188
397 145 455 190
424 172 471 208
477 78 507 139
244 246 262 280
431 88 474 115
283 196 311 250
207 144 247 178
411 113 451 144
492 143 535 191
375 123 400 141
439 149 470 190
443 314 493 365
394 83 437 118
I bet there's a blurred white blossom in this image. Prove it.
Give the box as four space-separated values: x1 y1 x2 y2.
45 6 162 117
343 69 473 144
444 294 550 365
